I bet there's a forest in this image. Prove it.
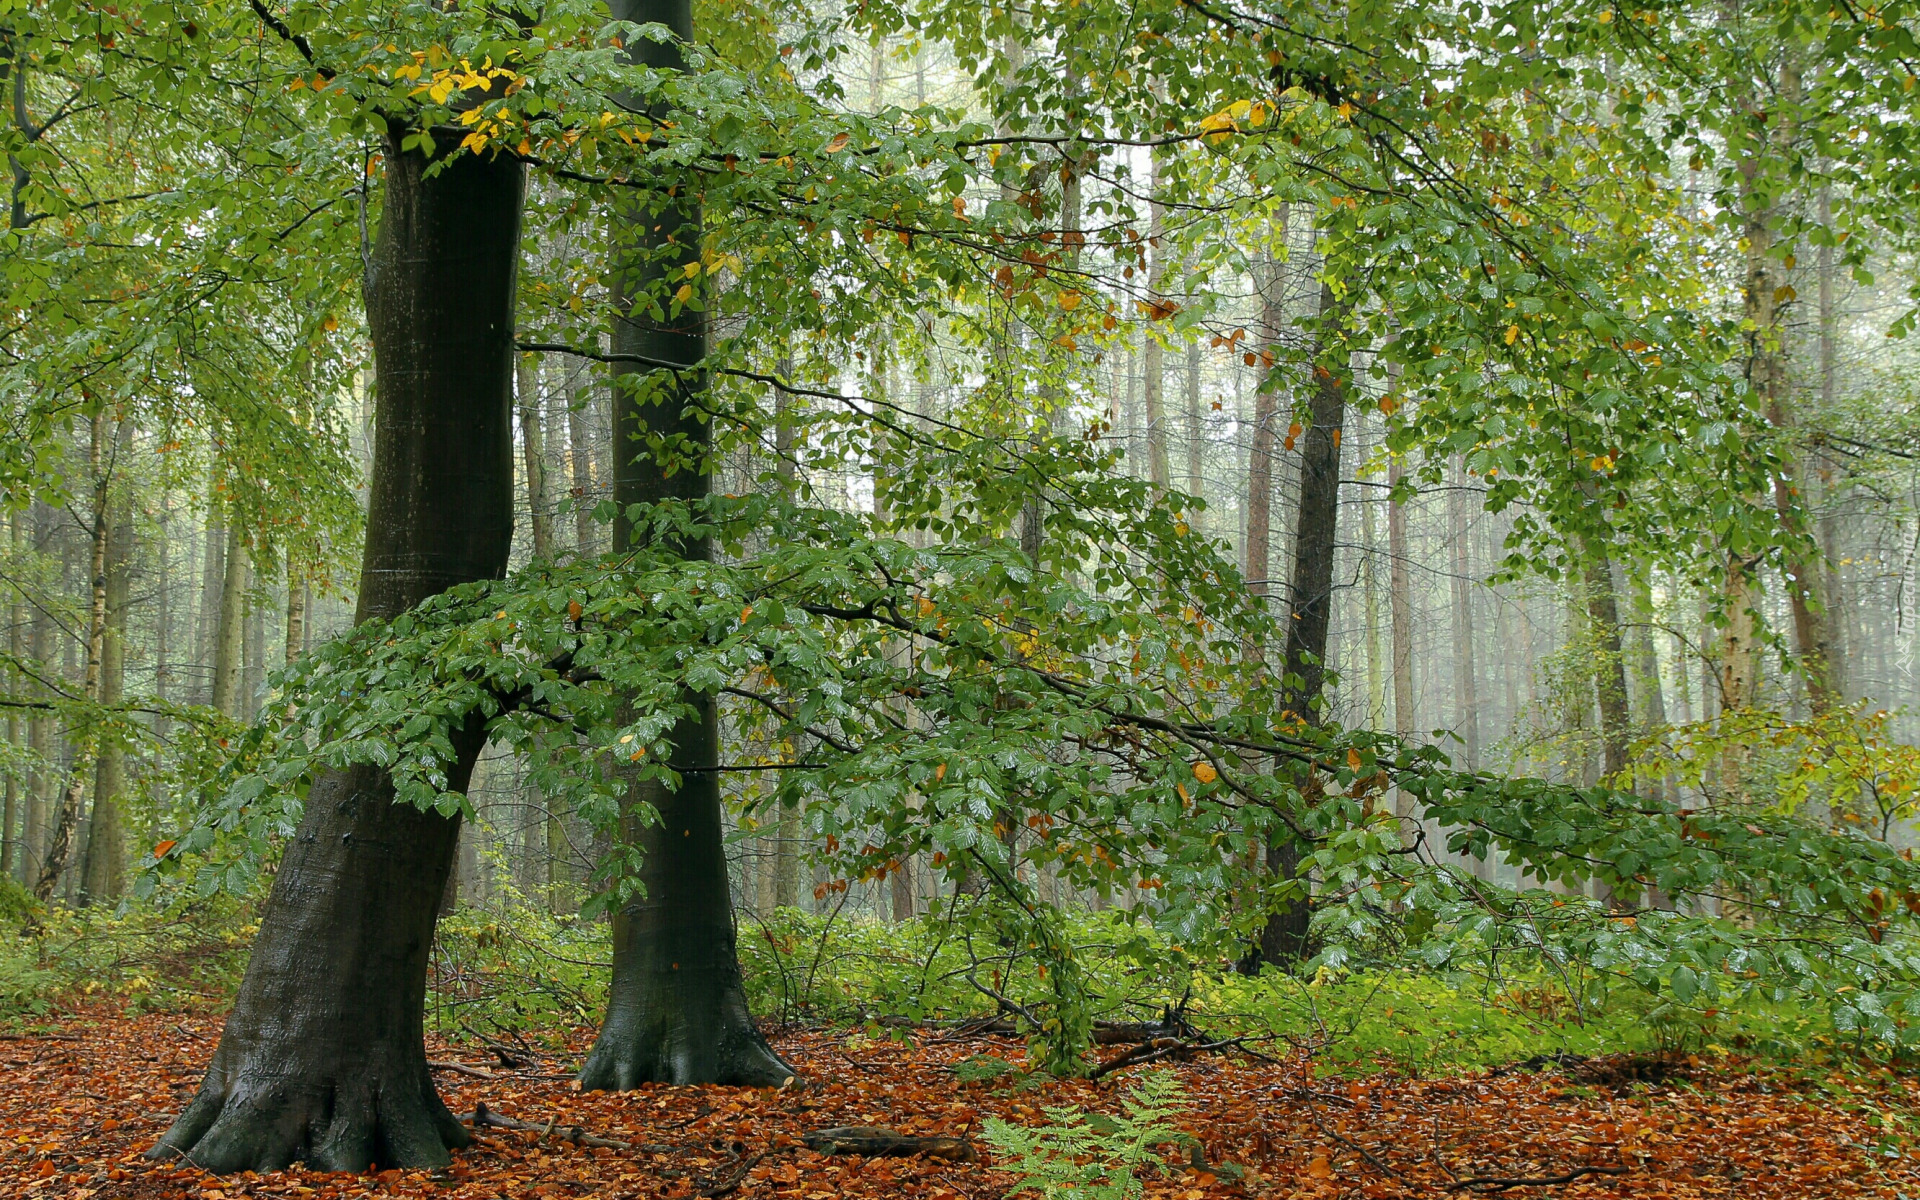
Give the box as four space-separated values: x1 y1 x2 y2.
6 0 1920 1196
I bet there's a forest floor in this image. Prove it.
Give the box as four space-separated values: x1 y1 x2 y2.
2 1010 1918 1200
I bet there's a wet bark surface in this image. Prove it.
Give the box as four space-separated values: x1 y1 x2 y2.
578 703 793 1089
579 0 790 1090
151 124 523 1172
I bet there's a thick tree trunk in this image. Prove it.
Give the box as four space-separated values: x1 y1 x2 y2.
151 123 522 1174
1254 278 1345 971
579 0 791 1092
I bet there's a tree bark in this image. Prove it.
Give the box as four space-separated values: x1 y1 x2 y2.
4 506 21 879
518 355 554 561
209 519 247 717
1583 551 1632 781
1449 456 1479 768
284 560 306 667
771 362 800 912
23 501 52 884
568 368 598 555
151 123 522 1174
578 0 792 1092
1243 242 1282 614
1254 278 1345 971
35 414 111 900
1388 449 1417 841
1142 151 1169 490
198 486 224 704
1184 339 1203 513
82 436 134 905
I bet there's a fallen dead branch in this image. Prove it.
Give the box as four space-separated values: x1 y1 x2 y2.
697 1149 771 1197
1438 1164 1630 1192
801 1126 977 1161
1089 1036 1253 1081
466 1101 676 1153
429 1060 496 1079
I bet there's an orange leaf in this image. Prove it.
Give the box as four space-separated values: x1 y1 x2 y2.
1192 761 1218 784
152 840 177 859
825 131 850 153
568 600 583 621
1307 1154 1334 1179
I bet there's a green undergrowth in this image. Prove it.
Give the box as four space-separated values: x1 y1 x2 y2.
425 899 1858 1075
0 892 253 1027
0 892 1873 1077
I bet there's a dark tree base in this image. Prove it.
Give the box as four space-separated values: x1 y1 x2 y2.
148 1041 469 1173
150 766 471 1172
578 936 794 1090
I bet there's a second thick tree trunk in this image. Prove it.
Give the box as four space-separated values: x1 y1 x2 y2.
151 125 522 1173
578 0 791 1091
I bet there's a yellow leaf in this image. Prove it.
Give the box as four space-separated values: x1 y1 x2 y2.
1058 291 1082 311
825 131 850 153
674 283 694 304
1504 323 1520 345
934 763 947 781
1597 8 1613 20
1192 761 1218 784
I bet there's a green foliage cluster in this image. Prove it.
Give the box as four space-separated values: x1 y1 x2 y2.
13 0 1920 1108
983 1070 1192 1200
0 899 253 1025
